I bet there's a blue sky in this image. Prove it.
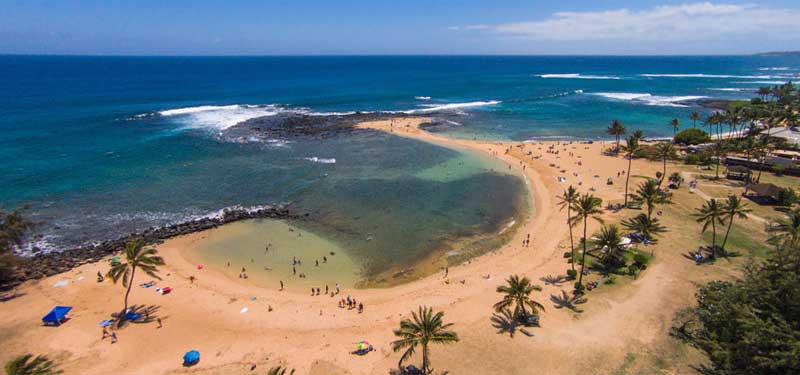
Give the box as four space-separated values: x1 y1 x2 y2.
1 0 799 55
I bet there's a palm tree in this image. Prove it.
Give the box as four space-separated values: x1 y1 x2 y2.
607 120 626 154
494 275 545 320
591 224 626 270
4 354 58 375
632 179 670 220
267 366 293 375
669 118 680 139
693 199 725 258
621 214 667 251
710 141 727 179
570 193 604 290
392 306 459 374
556 185 580 270
690 111 700 128
106 239 165 315
757 86 772 101
620 131 643 207
767 208 800 248
653 142 676 186
720 195 751 253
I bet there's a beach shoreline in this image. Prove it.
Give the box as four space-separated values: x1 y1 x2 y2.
0 116 717 374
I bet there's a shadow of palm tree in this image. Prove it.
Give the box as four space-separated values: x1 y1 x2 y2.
490 308 519 337
112 304 161 328
540 274 568 286
550 290 587 313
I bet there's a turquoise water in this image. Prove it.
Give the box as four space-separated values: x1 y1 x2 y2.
2 55 799 276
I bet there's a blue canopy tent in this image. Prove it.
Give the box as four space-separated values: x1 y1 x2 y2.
183 350 200 366
42 306 72 326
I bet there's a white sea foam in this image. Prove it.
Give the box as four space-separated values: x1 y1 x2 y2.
151 104 284 131
539 73 620 80
405 100 501 114
758 67 791 71
158 105 242 116
592 92 707 107
641 73 773 79
303 157 336 164
732 81 792 85
709 88 748 92
415 96 432 100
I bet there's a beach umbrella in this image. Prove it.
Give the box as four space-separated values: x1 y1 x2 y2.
183 350 200 366
355 341 370 350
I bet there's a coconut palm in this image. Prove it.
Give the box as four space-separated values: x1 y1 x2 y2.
392 306 459 374
4 354 58 375
767 208 800 248
669 118 680 139
710 141 727 179
570 193 604 290
607 120 626 154
693 199 725 258
494 275 545 320
591 224 626 270
653 142 676 186
632 178 670 220
621 214 667 251
690 111 701 128
620 131 643 207
757 86 772 101
719 195 751 253
106 239 165 315
556 185 580 270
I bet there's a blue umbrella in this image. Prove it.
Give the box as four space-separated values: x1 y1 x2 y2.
183 350 200 366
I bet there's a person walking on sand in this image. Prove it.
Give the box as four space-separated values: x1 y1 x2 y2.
102 326 109 340
157 318 162 329
110 332 117 344
280 280 284 290
444 267 448 278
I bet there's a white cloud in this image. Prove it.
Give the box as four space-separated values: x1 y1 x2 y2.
458 2 800 43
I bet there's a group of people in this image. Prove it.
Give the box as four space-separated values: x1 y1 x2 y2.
339 295 364 313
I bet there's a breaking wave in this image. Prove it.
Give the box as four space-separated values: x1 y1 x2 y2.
303 157 336 164
539 73 620 80
592 92 707 107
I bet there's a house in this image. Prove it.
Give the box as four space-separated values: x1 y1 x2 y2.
746 183 781 204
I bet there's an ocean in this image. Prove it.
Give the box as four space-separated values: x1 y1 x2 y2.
2 55 799 282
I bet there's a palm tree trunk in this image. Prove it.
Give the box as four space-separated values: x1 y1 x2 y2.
711 219 717 258
661 157 667 187
422 343 429 375
123 266 136 314
567 206 575 271
721 216 734 252
615 136 620 154
577 220 588 288
624 156 632 206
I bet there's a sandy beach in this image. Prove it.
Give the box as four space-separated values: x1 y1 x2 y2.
0 117 736 374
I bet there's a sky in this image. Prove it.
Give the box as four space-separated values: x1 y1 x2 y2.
1 0 799 55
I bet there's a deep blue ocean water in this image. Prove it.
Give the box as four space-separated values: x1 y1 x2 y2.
2 55 799 275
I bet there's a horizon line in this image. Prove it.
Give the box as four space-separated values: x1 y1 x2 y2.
0 52 783 58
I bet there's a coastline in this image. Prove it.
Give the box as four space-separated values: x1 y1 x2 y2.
0 116 719 374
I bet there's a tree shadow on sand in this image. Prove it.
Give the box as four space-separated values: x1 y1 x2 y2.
539 274 569 286
550 290 587 313
491 308 520 337
111 304 162 329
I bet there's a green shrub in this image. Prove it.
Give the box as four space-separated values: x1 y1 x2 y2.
574 282 585 294
685 151 712 165
776 187 798 207
627 264 640 277
566 269 578 280
675 128 711 145
773 165 786 177
604 276 617 285
633 252 650 267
